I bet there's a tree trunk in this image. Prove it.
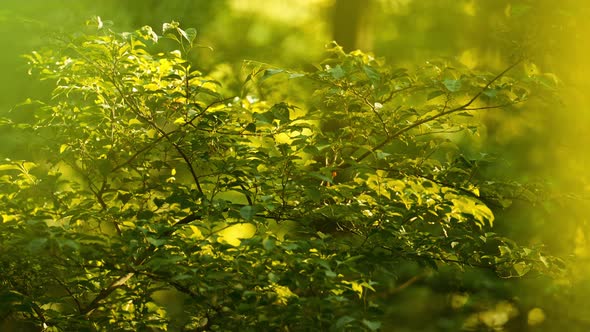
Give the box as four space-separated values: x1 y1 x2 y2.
331 0 374 52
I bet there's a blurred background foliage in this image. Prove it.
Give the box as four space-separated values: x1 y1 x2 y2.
1 0 589 330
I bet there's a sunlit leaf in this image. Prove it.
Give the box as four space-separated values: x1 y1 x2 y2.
128 118 142 126
513 261 531 276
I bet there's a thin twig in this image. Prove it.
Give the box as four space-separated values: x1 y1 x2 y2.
355 60 524 162
81 272 135 316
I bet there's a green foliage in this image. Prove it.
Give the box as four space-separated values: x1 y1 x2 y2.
0 19 562 331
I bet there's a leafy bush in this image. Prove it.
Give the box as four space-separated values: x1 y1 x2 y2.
0 19 561 331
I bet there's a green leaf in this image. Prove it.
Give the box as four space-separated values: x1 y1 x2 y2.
172 274 193 281
239 205 256 221
450 196 494 227
499 245 512 256
97 159 111 176
27 238 48 252
281 243 300 251
162 21 180 34
128 118 142 126
268 272 279 283
253 111 274 124
288 72 305 79
244 122 256 132
362 319 382 331
512 261 531 277
363 65 381 83
117 192 132 204
341 255 364 265
261 68 284 81
271 103 291 123
61 239 80 251
376 151 391 159
427 90 445 100
183 28 197 44
483 88 497 98
324 270 337 278
305 188 322 202
147 237 166 247
137 210 155 220
328 65 346 79
443 79 462 92
309 172 334 184
0 164 20 171
334 316 355 330
263 237 276 251
139 25 159 42
303 145 320 155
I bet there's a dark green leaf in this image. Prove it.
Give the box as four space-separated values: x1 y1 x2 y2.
253 111 274 124
244 122 256 132
271 103 291 123
239 205 256 221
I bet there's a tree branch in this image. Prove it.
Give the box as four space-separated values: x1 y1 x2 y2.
355 60 523 163
108 77 205 196
81 272 135 316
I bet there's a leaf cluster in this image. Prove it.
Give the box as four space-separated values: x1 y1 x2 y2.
0 19 562 331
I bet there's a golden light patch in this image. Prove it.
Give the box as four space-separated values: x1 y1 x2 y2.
218 223 256 246
527 308 546 326
462 0 476 16
459 49 478 69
